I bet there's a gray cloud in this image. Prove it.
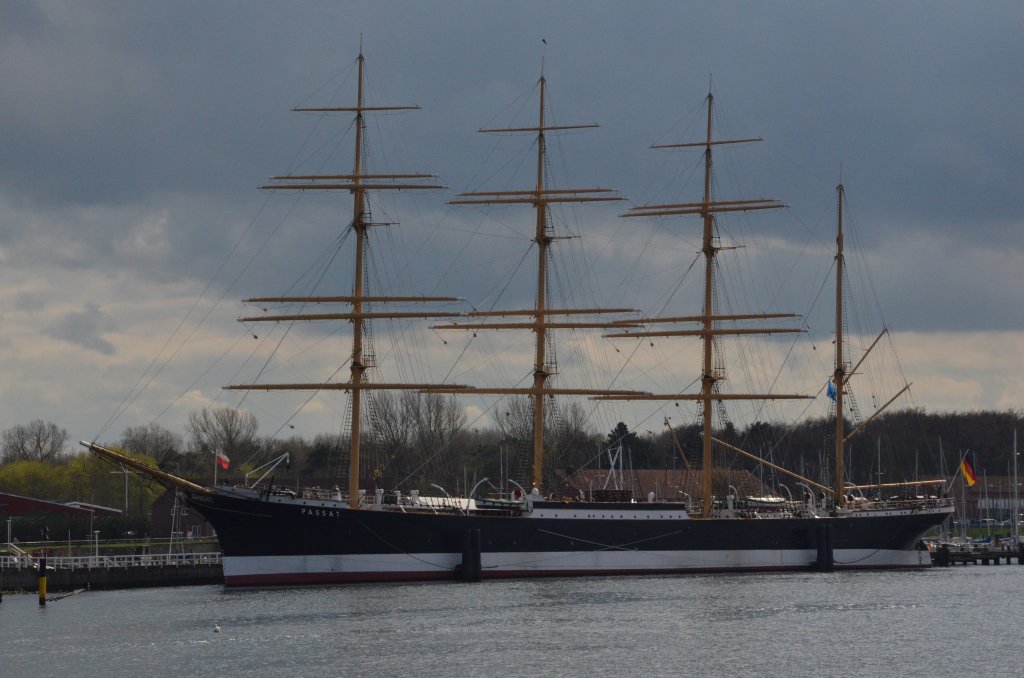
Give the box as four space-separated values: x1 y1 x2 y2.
45 302 116 355
0 2 1019 302
1 0 1023 436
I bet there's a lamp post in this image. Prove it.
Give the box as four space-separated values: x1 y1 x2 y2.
87 509 96 565
110 464 136 516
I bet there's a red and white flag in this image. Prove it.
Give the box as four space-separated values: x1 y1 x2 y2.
215 450 230 470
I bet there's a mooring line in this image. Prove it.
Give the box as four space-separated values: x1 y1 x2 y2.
535 528 684 552
354 517 453 570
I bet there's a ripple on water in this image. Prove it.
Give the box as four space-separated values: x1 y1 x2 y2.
1 569 1021 677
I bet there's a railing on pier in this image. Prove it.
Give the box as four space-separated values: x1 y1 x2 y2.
1 551 222 570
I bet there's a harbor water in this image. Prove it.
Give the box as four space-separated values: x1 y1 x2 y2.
1 567 1020 677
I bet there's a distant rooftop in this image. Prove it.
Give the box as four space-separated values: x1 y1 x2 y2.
0 491 121 517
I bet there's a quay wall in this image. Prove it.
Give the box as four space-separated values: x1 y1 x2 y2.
1 563 223 591
1 552 224 591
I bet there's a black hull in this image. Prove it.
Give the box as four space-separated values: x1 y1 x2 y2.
184 489 952 586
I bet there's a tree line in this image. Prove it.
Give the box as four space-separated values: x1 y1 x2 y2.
2 401 1023 539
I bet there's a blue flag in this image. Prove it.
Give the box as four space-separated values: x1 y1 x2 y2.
826 380 837 402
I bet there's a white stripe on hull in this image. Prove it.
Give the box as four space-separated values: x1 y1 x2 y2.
223 547 929 584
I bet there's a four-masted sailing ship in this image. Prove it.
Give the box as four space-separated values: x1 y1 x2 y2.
83 49 953 586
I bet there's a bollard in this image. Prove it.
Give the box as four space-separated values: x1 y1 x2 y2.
38 555 47 606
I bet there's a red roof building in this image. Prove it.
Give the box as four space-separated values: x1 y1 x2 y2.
0 491 121 518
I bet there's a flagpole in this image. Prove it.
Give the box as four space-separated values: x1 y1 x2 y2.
1014 430 1019 542
949 449 973 537
961 471 967 538
949 448 971 487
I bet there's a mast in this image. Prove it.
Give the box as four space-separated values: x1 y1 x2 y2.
825 183 916 497
833 182 846 506
226 48 467 509
350 51 369 513
436 70 646 491
699 94 716 519
531 75 549 490
599 91 807 518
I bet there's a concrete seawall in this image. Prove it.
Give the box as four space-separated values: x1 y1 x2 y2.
1 551 224 592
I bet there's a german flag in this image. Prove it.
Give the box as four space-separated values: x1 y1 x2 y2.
960 451 977 487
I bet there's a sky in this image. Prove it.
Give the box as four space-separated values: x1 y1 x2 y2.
1 0 1023 450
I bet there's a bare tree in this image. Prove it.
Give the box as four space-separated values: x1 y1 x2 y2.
1 420 68 463
495 396 536 444
368 392 414 454
186 407 259 462
364 392 466 488
409 392 466 453
120 422 182 465
549 400 600 470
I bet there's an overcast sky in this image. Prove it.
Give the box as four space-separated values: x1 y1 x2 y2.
2 1 1022 448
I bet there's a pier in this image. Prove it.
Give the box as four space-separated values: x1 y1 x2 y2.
931 542 1024 567
1 540 223 592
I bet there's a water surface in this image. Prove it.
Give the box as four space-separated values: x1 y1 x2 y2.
1 567 1018 677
